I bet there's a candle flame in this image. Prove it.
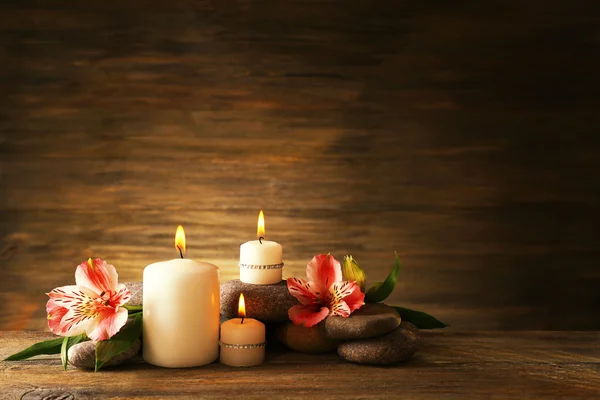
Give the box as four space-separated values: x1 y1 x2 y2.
238 293 246 318
175 225 186 255
257 210 265 239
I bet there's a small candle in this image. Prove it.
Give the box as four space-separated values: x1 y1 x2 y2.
239 210 283 284
220 293 266 367
143 225 220 368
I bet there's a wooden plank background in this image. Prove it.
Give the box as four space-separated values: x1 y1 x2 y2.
0 0 599 331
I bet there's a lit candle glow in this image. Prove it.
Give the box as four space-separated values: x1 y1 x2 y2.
220 293 266 367
239 211 283 285
257 210 265 240
239 293 246 321
175 225 185 257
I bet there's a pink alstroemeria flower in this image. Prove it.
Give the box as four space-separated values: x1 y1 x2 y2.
287 254 365 327
46 258 131 341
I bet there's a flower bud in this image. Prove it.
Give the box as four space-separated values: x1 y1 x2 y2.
342 255 366 292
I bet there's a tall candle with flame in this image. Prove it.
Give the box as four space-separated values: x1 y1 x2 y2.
219 293 266 367
239 210 283 284
143 225 220 368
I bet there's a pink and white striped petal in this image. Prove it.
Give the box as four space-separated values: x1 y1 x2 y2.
75 258 119 295
110 284 132 307
328 280 365 314
287 277 320 305
57 306 96 337
46 300 69 335
288 304 330 327
47 285 97 308
329 300 351 317
86 307 129 341
306 254 342 291
340 281 365 313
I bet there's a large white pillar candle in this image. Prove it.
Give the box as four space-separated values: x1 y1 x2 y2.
220 294 266 367
143 226 220 368
239 210 283 285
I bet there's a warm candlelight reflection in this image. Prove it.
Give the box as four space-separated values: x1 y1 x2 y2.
175 225 186 255
238 293 246 318
257 210 265 239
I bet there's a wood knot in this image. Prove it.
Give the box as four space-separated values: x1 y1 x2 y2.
0 244 18 265
21 389 76 400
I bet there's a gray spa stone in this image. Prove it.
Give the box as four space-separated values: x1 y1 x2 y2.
123 281 142 307
337 322 420 365
220 279 298 322
324 303 401 340
68 339 141 369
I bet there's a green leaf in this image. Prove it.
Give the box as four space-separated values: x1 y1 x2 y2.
95 313 143 372
123 305 143 312
60 334 85 371
391 306 449 329
4 337 64 361
365 252 401 303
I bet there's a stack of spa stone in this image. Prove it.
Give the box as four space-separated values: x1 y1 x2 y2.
68 280 420 369
220 280 420 365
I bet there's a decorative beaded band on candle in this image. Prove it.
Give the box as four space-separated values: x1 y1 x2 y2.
238 262 284 270
219 341 267 350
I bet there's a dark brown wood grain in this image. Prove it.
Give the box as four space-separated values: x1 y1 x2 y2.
1 331 599 399
0 0 599 331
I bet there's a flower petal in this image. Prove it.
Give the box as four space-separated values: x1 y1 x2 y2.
46 299 68 335
287 277 320 305
86 306 129 341
344 283 365 313
306 254 342 290
329 300 351 317
58 307 95 337
75 258 119 295
328 281 365 316
110 284 132 306
288 304 329 327
47 285 96 308
47 285 101 337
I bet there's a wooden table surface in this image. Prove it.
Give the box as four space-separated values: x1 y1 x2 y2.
1 331 598 399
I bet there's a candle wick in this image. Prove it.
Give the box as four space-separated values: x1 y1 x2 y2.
177 246 183 259
259 236 264 244
241 317 245 324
